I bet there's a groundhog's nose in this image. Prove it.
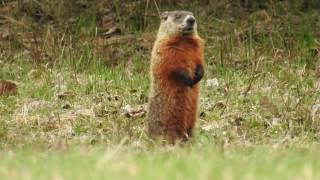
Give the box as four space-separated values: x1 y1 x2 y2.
186 17 195 26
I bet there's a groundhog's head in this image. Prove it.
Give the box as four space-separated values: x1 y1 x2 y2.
157 11 198 38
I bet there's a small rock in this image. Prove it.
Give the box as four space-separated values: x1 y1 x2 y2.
206 78 219 87
122 104 133 114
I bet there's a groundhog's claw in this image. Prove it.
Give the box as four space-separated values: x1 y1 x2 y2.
193 64 204 85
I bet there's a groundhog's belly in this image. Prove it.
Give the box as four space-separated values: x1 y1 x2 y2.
150 83 199 128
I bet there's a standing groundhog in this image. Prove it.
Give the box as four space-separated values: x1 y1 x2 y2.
146 11 205 144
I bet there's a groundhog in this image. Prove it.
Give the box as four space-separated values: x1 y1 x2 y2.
146 11 205 144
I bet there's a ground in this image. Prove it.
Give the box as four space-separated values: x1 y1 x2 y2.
0 1 320 179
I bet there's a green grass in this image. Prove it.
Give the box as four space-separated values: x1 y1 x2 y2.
1 0 320 179
0 145 320 180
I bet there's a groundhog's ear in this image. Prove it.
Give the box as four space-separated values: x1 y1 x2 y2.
160 11 169 20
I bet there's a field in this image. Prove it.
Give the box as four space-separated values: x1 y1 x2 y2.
0 0 320 179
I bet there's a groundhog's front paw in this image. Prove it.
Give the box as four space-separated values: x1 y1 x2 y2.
171 68 194 87
193 64 204 85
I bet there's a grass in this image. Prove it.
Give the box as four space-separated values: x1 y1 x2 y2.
0 0 320 179
1 144 320 180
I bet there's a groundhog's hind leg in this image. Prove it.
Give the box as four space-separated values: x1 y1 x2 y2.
146 95 164 138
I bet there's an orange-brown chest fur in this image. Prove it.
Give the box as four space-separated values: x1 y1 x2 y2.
154 35 204 88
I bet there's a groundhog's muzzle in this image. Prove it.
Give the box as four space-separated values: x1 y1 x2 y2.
182 15 196 35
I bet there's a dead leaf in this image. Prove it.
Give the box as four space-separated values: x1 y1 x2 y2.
76 109 95 118
62 102 72 109
0 28 9 40
57 91 75 100
103 27 121 38
201 122 221 131
125 58 133 77
214 100 226 109
311 104 320 122
0 80 18 96
121 104 146 118
101 14 115 29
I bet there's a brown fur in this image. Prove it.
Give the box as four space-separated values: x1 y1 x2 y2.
147 30 204 143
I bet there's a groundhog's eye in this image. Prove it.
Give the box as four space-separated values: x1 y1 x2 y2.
175 15 182 20
161 16 168 21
